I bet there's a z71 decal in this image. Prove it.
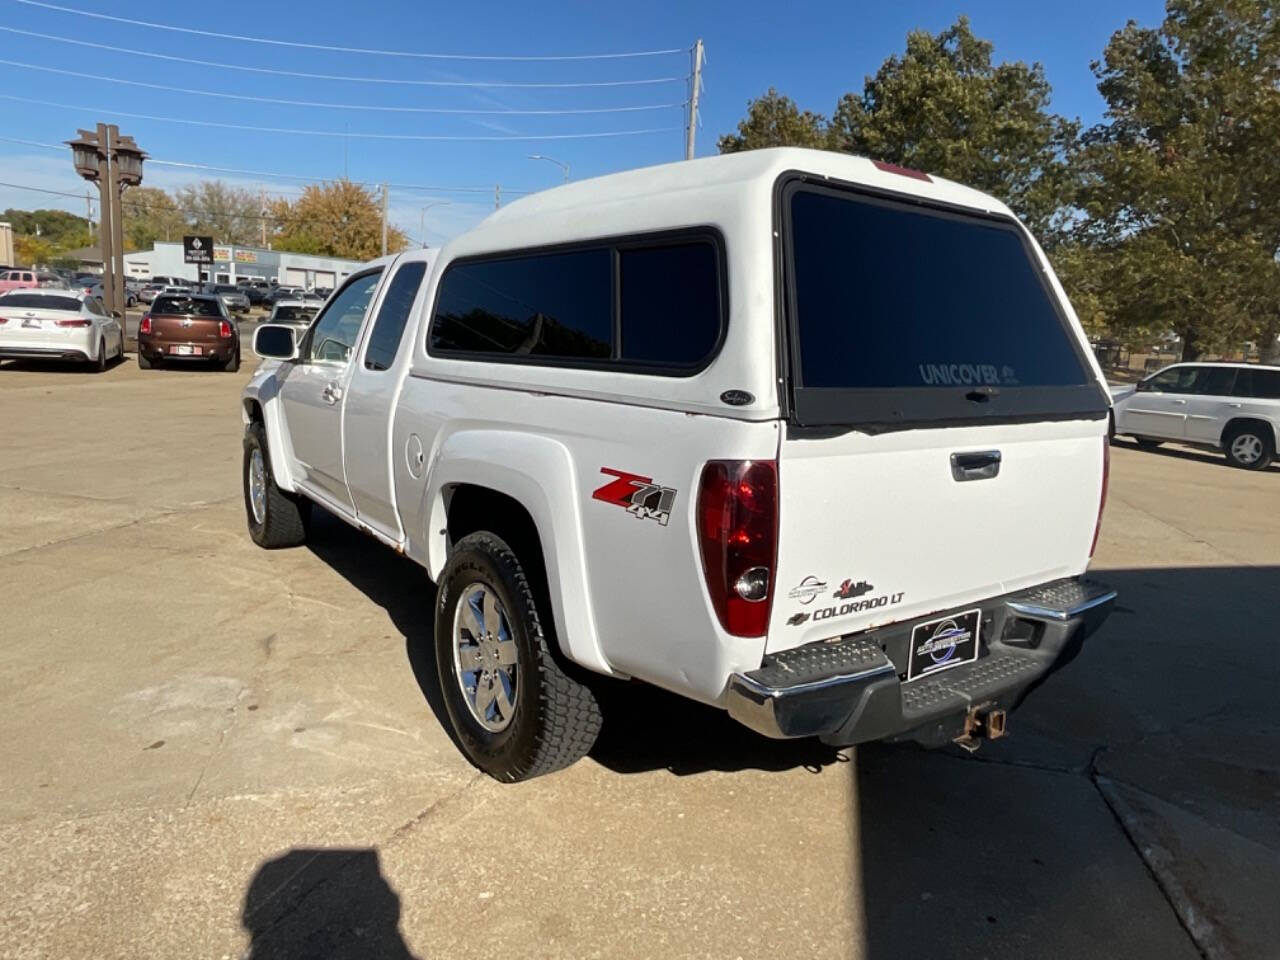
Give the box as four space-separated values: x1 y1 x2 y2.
592 468 677 527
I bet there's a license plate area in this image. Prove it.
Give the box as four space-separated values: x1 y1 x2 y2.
906 608 981 682
22 318 42 328
170 344 201 356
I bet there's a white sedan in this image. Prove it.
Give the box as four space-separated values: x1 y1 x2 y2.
0 288 125 372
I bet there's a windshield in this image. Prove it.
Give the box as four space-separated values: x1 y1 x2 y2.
152 296 222 317
1 294 82 310
784 182 1105 429
274 306 316 323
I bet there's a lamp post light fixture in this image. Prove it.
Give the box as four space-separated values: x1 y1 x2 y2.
419 200 452 248
527 154 570 183
65 125 146 323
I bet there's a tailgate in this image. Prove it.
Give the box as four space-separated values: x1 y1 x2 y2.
150 315 226 342
770 419 1105 650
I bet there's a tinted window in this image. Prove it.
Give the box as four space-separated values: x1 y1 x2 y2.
789 189 1089 390
274 305 316 324
431 249 611 361
306 271 381 363
1188 366 1236 396
1 294 82 310
365 261 426 371
1233 367 1280 400
619 242 720 366
152 296 222 317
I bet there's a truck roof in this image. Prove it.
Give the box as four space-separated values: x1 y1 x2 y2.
471 148 1014 244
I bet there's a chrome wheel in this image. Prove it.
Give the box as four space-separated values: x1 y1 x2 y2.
248 448 267 525
1230 433 1263 465
452 583 519 732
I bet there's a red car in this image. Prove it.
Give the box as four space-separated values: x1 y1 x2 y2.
137 292 241 371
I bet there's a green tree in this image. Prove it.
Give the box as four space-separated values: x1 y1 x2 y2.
1066 0 1280 361
718 88 832 153
829 17 1078 239
121 187 185 251
269 180 407 260
2 208 90 250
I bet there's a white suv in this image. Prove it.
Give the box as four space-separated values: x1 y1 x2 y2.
1111 362 1280 470
242 148 1116 781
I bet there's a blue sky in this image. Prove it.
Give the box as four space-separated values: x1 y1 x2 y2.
0 0 1167 245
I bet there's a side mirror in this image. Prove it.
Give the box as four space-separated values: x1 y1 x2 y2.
1135 379 1152 393
111 310 123 320
253 323 300 361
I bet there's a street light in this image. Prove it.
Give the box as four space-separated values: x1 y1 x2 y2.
66 125 146 322
528 154 570 183
420 200 451 248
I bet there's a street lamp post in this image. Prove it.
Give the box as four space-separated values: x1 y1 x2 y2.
528 154 570 183
66 125 145 324
419 200 451 248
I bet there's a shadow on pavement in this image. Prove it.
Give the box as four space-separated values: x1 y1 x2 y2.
242 848 417 959
1111 435 1280 472
305 509 840 777
855 565 1280 959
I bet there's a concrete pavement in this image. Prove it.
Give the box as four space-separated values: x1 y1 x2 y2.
0 357 1275 959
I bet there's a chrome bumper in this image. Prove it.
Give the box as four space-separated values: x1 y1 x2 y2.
726 577 1116 746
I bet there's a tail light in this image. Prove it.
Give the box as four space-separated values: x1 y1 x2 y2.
139 313 152 335
1089 437 1110 557
219 320 232 339
56 319 91 327
0 317 8 325
696 460 778 637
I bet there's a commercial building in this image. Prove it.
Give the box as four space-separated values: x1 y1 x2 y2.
122 242 364 290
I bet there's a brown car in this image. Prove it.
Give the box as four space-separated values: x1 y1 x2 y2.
137 293 240 371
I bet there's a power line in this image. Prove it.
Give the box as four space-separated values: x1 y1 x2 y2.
0 136 533 196
0 28 685 88
0 58 687 116
0 95 681 142
14 0 686 61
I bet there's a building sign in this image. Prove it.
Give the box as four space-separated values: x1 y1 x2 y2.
234 249 258 264
213 246 232 262
182 235 214 265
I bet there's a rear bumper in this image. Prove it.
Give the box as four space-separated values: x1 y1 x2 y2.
0 345 90 361
137 337 235 362
726 577 1115 746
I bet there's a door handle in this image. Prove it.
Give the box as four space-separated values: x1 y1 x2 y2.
1171 399 1187 405
951 450 1001 482
322 382 343 405
1228 402 1242 408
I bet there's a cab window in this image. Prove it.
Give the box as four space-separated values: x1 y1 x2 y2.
364 261 426 371
1232 367 1280 400
305 270 382 364
1144 367 1200 394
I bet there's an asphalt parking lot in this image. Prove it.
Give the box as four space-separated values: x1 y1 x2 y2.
0 357 1276 960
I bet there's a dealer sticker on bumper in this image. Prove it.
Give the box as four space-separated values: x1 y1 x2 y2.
906 608 981 682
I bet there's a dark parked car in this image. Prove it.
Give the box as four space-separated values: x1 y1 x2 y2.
137 293 240 371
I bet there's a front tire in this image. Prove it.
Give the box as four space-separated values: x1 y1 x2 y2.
1223 423 1275 471
243 421 310 547
1134 437 1164 450
435 532 602 782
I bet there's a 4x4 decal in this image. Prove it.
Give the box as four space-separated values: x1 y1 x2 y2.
592 468 676 526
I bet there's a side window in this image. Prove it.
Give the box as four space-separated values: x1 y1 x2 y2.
306 271 382 364
619 241 720 367
1146 367 1200 394
1234 368 1280 400
431 249 611 360
363 261 427 371
1189 366 1236 396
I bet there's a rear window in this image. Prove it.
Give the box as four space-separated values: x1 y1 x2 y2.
1233 367 1280 400
153 296 222 317
783 182 1105 429
1 294 81 310
274 305 316 324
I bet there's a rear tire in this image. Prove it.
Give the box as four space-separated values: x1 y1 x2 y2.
243 421 310 548
223 347 241 373
137 350 153 369
1223 423 1275 471
435 531 602 782
1134 437 1163 450
91 337 106 373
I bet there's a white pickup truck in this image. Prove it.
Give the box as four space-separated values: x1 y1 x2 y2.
242 148 1116 782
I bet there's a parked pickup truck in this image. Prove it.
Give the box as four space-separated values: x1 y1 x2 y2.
242 148 1116 782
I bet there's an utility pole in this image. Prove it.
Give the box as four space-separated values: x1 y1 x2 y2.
259 187 267 247
494 184 501 210
380 182 389 256
85 190 94 245
685 38 704 161
96 123 117 318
